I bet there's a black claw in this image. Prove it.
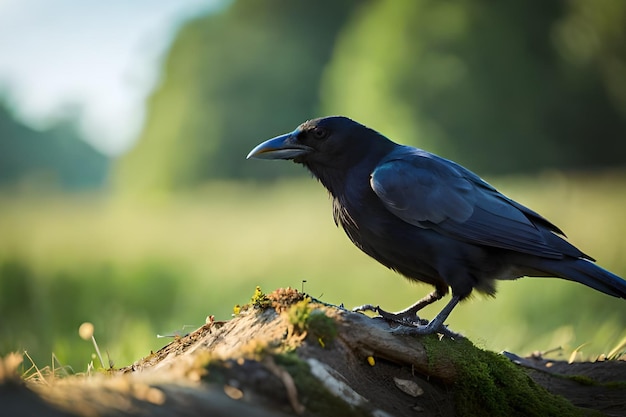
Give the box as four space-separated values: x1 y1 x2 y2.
352 302 462 339
353 304 426 327
352 304 380 313
389 322 463 339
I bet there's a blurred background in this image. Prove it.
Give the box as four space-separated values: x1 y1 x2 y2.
1 0 625 372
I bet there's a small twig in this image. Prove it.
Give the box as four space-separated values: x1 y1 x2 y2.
263 356 305 415
91 335 105 369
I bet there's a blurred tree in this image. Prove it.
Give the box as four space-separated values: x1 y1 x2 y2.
553 0 626 120
0 101 109 190
115 0 364 192
116 1 625 190
320 1 626 174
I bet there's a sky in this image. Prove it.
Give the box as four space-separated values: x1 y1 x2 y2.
0 0 225 155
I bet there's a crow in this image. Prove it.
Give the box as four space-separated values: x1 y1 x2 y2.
247 116 626 335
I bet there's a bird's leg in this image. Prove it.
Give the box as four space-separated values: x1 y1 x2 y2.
352 289 444 326
391 290 445 316
389 295 461 337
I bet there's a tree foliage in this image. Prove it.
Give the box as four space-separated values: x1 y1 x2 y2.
115 0 626 192
115 0 363 192
321 0 626 174
0 101 109 190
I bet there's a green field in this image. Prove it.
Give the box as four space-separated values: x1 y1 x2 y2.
1 172 626 372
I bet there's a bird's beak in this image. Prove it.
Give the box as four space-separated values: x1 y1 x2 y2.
246 132 312 160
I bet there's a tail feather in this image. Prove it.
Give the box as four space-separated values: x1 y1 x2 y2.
542 259 626 299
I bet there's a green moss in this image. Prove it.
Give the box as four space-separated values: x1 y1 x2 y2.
200 344 369 416
605 381 626 389
288 297 312 333
273 352 370 417
307 310 338 346
567 374 597 386
562 374 626 389
423 337 587 417
286 299 337 347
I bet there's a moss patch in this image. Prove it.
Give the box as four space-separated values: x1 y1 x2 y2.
562 373 626 389
285 298 337 348
274 352 370 417
287 297 313 334
423 337 587 417
306 310 337 347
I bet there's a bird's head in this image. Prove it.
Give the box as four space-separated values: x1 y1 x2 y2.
247 116 394 171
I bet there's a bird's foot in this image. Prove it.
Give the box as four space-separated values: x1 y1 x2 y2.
352 304 429 327
388 322 463 339
352 304 463 339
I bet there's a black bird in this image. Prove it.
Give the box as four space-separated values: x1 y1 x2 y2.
247 116 626 334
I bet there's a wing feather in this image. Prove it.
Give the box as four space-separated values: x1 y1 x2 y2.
370 148 565 258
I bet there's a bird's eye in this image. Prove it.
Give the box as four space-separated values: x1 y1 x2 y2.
312 127 329 140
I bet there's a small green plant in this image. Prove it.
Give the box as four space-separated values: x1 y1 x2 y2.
250 286 272 309
287 297 312 334
286 299 337 347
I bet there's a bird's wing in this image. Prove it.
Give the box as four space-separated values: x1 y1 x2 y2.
370 150 565 258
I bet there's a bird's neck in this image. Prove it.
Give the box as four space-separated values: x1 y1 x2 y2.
305 164 347 198
304 157 380 201
304 133 398 198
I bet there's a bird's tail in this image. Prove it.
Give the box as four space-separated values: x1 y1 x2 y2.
538 258 626 299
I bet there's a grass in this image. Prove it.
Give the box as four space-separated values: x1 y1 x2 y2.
1 172 625 372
